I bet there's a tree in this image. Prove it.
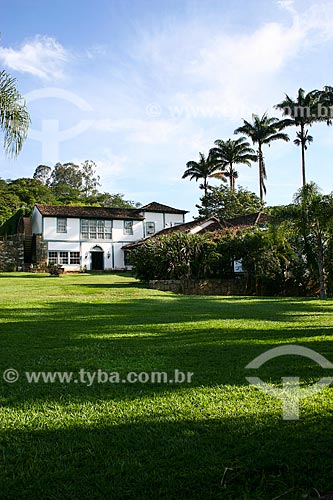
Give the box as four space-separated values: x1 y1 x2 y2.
0 70 30 157
272 183 333 299
182 152 225 197
0 179 21 225
50 162 82 189
210 137 257 190
49 162 83 204
275 88 319 186
7 178 56 207
33 165 52 185
95 192 141 208
197 185 263 220
81 160 101 199
293 129 313 160
130 232 220 281
234 113 290 201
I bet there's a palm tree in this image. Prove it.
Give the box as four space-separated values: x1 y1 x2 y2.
294 128 313 155
210 137 257 190
275 182 333 299
234 113 290 201
182 151 225 197
0 70 30 157
275 88 319 186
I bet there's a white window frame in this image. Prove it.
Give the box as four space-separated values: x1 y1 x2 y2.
80 219 112 240
48 251 58 264
145 222 155 236
70 252 80 264
57 218 67 233
48 251 81 266
123 220 133 235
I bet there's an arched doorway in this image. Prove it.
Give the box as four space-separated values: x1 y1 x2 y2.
90 246 104 271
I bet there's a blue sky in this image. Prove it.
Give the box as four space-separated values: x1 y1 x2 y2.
1 0 333 217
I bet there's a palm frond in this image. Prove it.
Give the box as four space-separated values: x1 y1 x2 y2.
0 70 30 157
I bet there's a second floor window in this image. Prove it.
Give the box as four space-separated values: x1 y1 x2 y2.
57 218 67 233
81 219 112 239
123 220 133 235
146 222 155 236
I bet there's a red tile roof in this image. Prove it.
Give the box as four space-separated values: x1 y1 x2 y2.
225 212 269 227
139 202 188 214
35 204 145 220
122 217 223 249
35 202 188 219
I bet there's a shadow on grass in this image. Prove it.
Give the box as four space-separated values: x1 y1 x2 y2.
78 282 146 289
1 286 333 498
0 273 51 278
1 413 332 499
1 297 333 403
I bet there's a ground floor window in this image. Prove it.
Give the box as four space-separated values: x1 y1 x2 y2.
124 250 132 267
48 251 81 265
48 251 58 264
70 252 80 264
59 251 69 265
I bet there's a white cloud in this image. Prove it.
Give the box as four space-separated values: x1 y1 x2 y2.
94 117 179 145
130 1 333 122
0 35 70 80
86 44 108 60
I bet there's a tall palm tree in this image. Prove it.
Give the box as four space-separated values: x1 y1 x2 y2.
209 137 257 190
0 70 30 157
275 88 319 186
182 151 225 197
234 113 290 201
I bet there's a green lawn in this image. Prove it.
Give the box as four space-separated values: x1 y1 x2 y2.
0 272 333 499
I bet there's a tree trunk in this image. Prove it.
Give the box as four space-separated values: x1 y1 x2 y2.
258 148 263 202
301 123 306 187
230 164 234 190
204 178 207 197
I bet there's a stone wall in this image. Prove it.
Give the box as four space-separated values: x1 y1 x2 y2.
0 235 25 271
33 234 47 266
149 278 247 296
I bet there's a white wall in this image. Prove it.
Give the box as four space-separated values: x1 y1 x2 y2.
113 243 126 269
143 212 164 234
164 213 185 226
43 217 80 241
143 212 185 235
81 242 113 270
31 207 43 234
112 220 144 242
38 209 186 270
48 242 80 251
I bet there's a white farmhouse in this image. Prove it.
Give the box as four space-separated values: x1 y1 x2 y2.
31 202 188 271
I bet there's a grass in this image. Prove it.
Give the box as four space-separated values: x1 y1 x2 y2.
0 272 333 499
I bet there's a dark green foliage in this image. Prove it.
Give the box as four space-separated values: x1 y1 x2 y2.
182 151 223 198
130 228 288 295
7 178 57 206
130 232 220 281
234 113 290 200
210 136 257 190
197 185 263 219
271 183 333 298
275 88 321 186
0 161 141 226
33 165 52 184
0 208 26 236
89 192 142 209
